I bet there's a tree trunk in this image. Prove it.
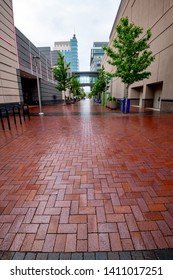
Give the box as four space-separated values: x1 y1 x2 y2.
62 90 65 100
124 84 129 98
101 91 105 106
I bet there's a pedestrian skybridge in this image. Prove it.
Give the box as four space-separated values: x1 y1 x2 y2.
73 71 98 87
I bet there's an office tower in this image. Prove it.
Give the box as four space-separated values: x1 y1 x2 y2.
90 42 108 72
54 34 79 71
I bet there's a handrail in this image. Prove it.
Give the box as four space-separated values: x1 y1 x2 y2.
12 105 22 125
22 104 30 121
0 107 11 130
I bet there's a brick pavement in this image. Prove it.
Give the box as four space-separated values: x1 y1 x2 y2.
1 248 173 260
0 100 173 258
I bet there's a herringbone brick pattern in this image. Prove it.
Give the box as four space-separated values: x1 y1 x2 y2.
0 100 173 253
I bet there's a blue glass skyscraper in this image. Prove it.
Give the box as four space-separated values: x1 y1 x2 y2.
69 34 79 72
54 34 79 72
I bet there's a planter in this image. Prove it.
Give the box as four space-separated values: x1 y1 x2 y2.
109 101 117 110
106 100 111 108
65 98 72 105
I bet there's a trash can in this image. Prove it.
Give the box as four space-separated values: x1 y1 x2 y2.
121 98 130 113
126 98 130 113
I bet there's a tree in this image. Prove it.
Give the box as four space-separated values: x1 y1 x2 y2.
69 73 81 97
91 66 110 104
103 17 155 99
52 51 71 94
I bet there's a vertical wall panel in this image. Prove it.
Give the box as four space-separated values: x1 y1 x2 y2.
0 0 21 104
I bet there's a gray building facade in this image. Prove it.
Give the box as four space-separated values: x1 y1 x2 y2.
16 28 62 105
38 47 59 67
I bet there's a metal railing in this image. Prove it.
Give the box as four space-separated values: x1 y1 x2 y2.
0 104 30 130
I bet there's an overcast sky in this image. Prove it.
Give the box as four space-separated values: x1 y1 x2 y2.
12 0 121 71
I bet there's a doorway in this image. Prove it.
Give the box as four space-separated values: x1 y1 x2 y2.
153 83 162 109
147 82 163 110
130 86 143 107
21 77 37 104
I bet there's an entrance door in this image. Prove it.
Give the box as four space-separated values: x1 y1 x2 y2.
21 77 37 104
153 83 162 109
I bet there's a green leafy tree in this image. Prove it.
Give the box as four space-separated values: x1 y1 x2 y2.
88 92 93 99
91 66 109 103
103 17 155 98
69 73 81 97
52 51 71 92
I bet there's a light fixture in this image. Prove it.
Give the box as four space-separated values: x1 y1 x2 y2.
33 56 44 115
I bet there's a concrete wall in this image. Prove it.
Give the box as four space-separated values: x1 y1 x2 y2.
102 0 173 112
0 0 21 104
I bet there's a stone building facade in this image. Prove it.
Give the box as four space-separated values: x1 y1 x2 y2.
0 0 21 104
0 0 62 107
102 0 173 112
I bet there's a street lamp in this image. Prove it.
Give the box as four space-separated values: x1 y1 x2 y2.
33 56 44 115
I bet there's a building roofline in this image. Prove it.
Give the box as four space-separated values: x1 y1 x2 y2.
109 0 126 40
54 41 70 44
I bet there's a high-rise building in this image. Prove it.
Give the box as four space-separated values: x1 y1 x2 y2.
54 34 79 71
90 42 108 72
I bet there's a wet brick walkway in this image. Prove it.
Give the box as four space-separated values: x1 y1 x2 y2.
0 100 173 259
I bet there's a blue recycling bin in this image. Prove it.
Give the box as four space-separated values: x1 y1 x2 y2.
121 98 130 113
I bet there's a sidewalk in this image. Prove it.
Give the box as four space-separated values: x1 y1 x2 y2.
0 100 173 259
